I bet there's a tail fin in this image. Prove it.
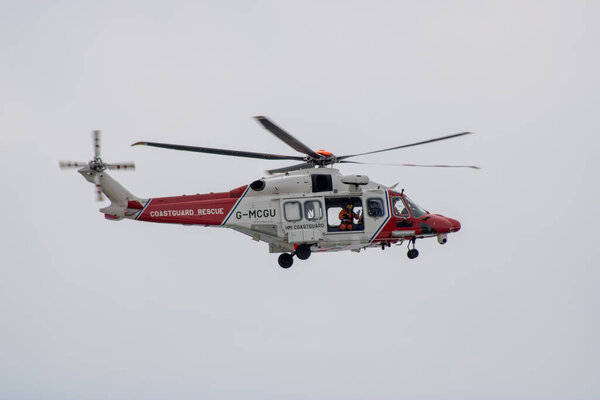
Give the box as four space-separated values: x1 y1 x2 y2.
79 169 147 220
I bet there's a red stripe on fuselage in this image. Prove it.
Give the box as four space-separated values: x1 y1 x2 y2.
372 189 412 243
136 185 247 225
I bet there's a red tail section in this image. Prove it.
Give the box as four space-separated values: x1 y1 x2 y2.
135 186 248 225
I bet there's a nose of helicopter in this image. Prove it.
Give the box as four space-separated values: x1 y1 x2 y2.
429 215 461 233
446 217 461 232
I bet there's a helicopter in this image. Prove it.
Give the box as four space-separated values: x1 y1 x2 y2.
60 116 477 268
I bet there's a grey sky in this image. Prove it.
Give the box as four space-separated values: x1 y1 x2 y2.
1 1 599 399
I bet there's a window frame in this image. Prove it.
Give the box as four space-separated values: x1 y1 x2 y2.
283 201 303 222
391 196 410 218
324 196 365 232
366 197 385 218
304 200 323 221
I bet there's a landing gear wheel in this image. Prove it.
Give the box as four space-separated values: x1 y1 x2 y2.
278 253 294 268
407 248 419 259
295 244 311 260
406 237 419 259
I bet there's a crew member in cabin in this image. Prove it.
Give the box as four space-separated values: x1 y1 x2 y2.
339 204 360 231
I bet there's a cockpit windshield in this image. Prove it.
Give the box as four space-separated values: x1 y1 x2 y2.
392 195 428 218
404 195 428 218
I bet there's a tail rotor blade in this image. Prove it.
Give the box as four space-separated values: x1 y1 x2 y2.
59 161 88 169
93 130 101 159
107 163 136 170
94 175 104 201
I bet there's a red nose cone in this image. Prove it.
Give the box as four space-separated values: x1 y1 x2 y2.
447 218 461 232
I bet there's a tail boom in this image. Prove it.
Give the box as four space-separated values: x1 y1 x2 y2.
77 167 248 225
134 186 248 225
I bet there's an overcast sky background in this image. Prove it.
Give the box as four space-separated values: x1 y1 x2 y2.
1 1 599 399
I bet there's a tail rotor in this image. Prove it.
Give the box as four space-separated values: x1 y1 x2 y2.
60 130 135 201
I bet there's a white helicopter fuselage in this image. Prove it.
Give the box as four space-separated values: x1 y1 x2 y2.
82 167 461 257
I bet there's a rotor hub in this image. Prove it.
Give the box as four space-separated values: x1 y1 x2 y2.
306 150 337 167
88 157 107 173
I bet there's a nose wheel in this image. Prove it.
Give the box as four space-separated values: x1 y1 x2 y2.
407 238 419 259
407 248 419 259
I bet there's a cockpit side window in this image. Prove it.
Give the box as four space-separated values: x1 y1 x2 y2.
392 197 409 218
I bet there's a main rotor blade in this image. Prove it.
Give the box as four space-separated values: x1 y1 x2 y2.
265 162 315 175
93 130 101 159
132 141 305 161
340 160 480 169
254 116 321 159
337 132 474 160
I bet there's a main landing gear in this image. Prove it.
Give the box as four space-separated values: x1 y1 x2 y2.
278 244 312 268
407 238 419 259
278 253 294 268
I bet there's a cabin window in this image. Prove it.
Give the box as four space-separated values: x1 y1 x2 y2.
304 200 323 221
367 198 385 218
311 174 333 192
325 197 364 232
392 197 409 218
283 201 302 222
